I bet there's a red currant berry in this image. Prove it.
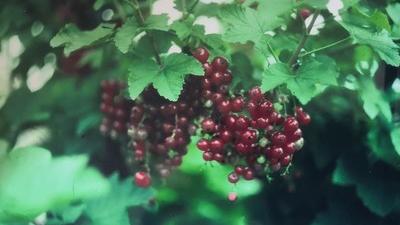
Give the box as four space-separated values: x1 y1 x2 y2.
283 117 299 133
248 86 263 102
134 171 151 188
288 129 302 142
210 138 224 153
212 57 229 72
271 132 287 146
228 172 239 183
235 116 249 131
231 97 245 112
243 169 254 180
300 8 311 19
197 139 209 151
228 192 238 202
218 100 231 114
267 146 284 159
203 63 213 78
220 130 233 142
283 142 296 155
193 47 209 63
203 151 214 161
280 154 292 167
222 71 233 84
211 72 225 86
240 130 258 144
235 165 245 175
201 118 217 133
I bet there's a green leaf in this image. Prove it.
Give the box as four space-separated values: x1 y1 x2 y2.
128 53 203 101
262 56 338 104
128 57 159 100
50 23 114 56
390 126 400 156
144 14 169 31
84 174 155 225
332 155 400 217
341 12 400 66
368 125 400 170
387 3 400 24
114 18 139 53
358 77 392 121
153 53 204 101
0 147 109 223
220 2 293 54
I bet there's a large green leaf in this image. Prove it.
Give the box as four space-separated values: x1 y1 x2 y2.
50 23 114 56
261 56 339 104
390 126 400 156
219 2 294 54
128 53 203 101
84 174 155 225
0 147 109 223
114 18 139 54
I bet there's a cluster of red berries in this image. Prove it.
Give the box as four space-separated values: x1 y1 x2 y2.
100 77 204 188
193 47 311 185
99 80 131 138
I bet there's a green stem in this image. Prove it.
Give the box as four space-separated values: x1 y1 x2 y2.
300 36 352 57
267 42 279 63
288 10 320 68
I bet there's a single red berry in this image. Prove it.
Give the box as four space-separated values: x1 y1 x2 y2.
248 86 263 102
197 139 209 151
224 115 237 130
300 8 311 19
228 172 239 183
258 101 273 115
203 151 214 161
235 116 249 131
211 71 225 86
271 132 287 146
235 165 245 175
288 129 302 142
247 101 259 118
255 117 269 129
235 143 250 154
212 57 229 72
283 117 299 133
297 111 311 126
280 154 292 167
243 169 254 180
267 146 284 159
134 171 151 188
240 130 258 144
283 142 296 155
220 130 233 142
218 100 231 114
211 93 224 104
193 47 209 63
210 138 224 153
201 118 217 133
202 78 212 90
231 97 245 112
213 153 225 162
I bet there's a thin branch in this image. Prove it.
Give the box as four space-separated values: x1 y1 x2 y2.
288 10 320 68
131 0 162 65
300 36 352 57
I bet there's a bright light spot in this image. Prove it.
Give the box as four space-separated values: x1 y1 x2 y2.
9 35 25 58
27 62 55 92
102 9 114 21
167 42 182 54
305 14 325 35
327 0 344 20
152 0 182 24
14 126 51 148
392 78 400 93
194 16 222 34
31 21 44 37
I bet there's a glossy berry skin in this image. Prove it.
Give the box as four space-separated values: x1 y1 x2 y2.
271 132 287 146
280 155 292 167
212 57 229 72
211 72 225 86
228 172 239 183
248 87 263 102
197 139 209 151
240 130 257 144
296 108 311 126
220 130 233 142
193 47 209 63
267 146 284 159
203 151 214 161
210 139 224 153
283 142 296 155
243 169 254 180
201 118 217 133
231 97 244 112
218 100 231 114
134 171 151 188
235 165 245 175
235 116 249 131
284 117 299 133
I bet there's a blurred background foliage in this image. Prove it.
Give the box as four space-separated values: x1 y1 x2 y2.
0 0 400 225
